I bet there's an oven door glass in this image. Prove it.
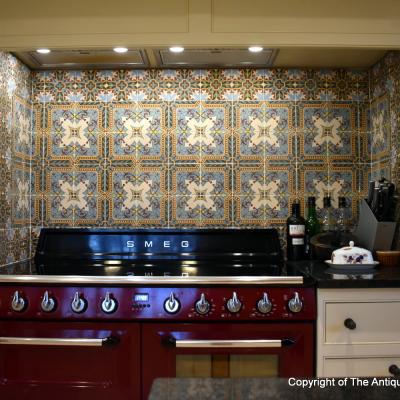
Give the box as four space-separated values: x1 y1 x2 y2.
176 354 279 377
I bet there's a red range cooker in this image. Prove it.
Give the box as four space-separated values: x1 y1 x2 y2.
0 229 316 400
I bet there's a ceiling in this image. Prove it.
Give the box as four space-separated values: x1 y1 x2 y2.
14 47 387 70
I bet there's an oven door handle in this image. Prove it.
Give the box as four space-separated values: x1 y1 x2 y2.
169 339 294 348
0 336 119 347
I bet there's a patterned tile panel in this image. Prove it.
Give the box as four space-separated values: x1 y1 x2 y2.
172 102 229 161
110 168 166 225
110 103 165 160
236 103 291 160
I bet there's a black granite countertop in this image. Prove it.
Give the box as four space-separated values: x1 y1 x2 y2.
288 260 400 288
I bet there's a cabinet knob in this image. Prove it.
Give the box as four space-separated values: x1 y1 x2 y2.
389 364 400 376
344 318 356 330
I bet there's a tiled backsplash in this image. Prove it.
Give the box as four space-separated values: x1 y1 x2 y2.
0 52 32 265
31 69 368 234
0 51 399 266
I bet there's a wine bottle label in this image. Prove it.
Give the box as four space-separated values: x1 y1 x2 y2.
289 225 305 236
292 238 304 245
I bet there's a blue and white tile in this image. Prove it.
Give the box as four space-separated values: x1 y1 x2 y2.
303 169 354 209
302 105 354 156
47 171 99 222
171 169 229 224
237 103 290 158
12 96 33 160
172 103 229 160
111 104 164 158
236 169 289 222
368 96 390 159
111 170 165 224
49 106 101 158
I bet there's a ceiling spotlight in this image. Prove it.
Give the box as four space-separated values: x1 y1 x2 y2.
169 46 185 53
36 49 51 54
248 46 263 53
113 47 128 53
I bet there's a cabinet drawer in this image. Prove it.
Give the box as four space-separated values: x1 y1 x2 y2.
324 356 400 377
325 301 400 344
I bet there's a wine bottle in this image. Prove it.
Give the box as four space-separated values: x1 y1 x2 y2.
305 196 320 259
286 201 306 261
336 197 348 233
320 196 333 232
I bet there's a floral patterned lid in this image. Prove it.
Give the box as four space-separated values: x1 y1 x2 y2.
330 241 374 265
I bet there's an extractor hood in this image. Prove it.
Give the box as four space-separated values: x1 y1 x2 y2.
13 47 386 70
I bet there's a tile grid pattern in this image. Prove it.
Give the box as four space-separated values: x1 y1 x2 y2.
30 68 370 250
2 51 399 266
0 52 32 265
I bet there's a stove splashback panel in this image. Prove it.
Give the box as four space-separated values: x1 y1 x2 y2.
35 228 283 270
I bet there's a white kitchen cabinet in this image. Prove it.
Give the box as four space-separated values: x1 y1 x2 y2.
317 288 400 377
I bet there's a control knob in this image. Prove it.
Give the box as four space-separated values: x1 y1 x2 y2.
101 292 118 314
288 292 303 313
11 291 27 312
41 291 56 313
71 292 88 314
257 292 273 314
195 293 210 315
164 292 180 314
226 292 242 313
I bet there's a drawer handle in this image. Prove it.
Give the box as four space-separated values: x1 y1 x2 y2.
167 339 294 348
0 336 119 347
344 318 356 330
389 364 400 376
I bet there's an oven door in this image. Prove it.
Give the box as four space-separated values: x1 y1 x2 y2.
0 321 140 400
142 322 314 399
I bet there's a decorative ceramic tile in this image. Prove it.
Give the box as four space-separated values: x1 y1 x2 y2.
171 167 229 225
46 169 99 224
11 166 32 224
110 104 165 159
237 103 291 159
369 95 390 160
301 104 355 158
172 103 229 161
12 95 33 161
236 168 290 223
110 169 165 225
303 168 354 209
47 104 102 159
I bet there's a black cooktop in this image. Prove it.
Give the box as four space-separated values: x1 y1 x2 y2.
32 228 284 277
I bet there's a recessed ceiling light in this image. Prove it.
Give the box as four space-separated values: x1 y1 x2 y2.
36 49 51 54
169 46 185 53
113 47 128 53
248 46 263 53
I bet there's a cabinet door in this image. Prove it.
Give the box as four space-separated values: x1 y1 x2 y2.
324 356 400 377
325 301 400 345
0 321 140 400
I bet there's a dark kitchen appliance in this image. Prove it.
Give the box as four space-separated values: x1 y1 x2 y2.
0 229 316 400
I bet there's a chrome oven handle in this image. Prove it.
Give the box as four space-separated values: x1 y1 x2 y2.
0 336 119 347
171 339 294 348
